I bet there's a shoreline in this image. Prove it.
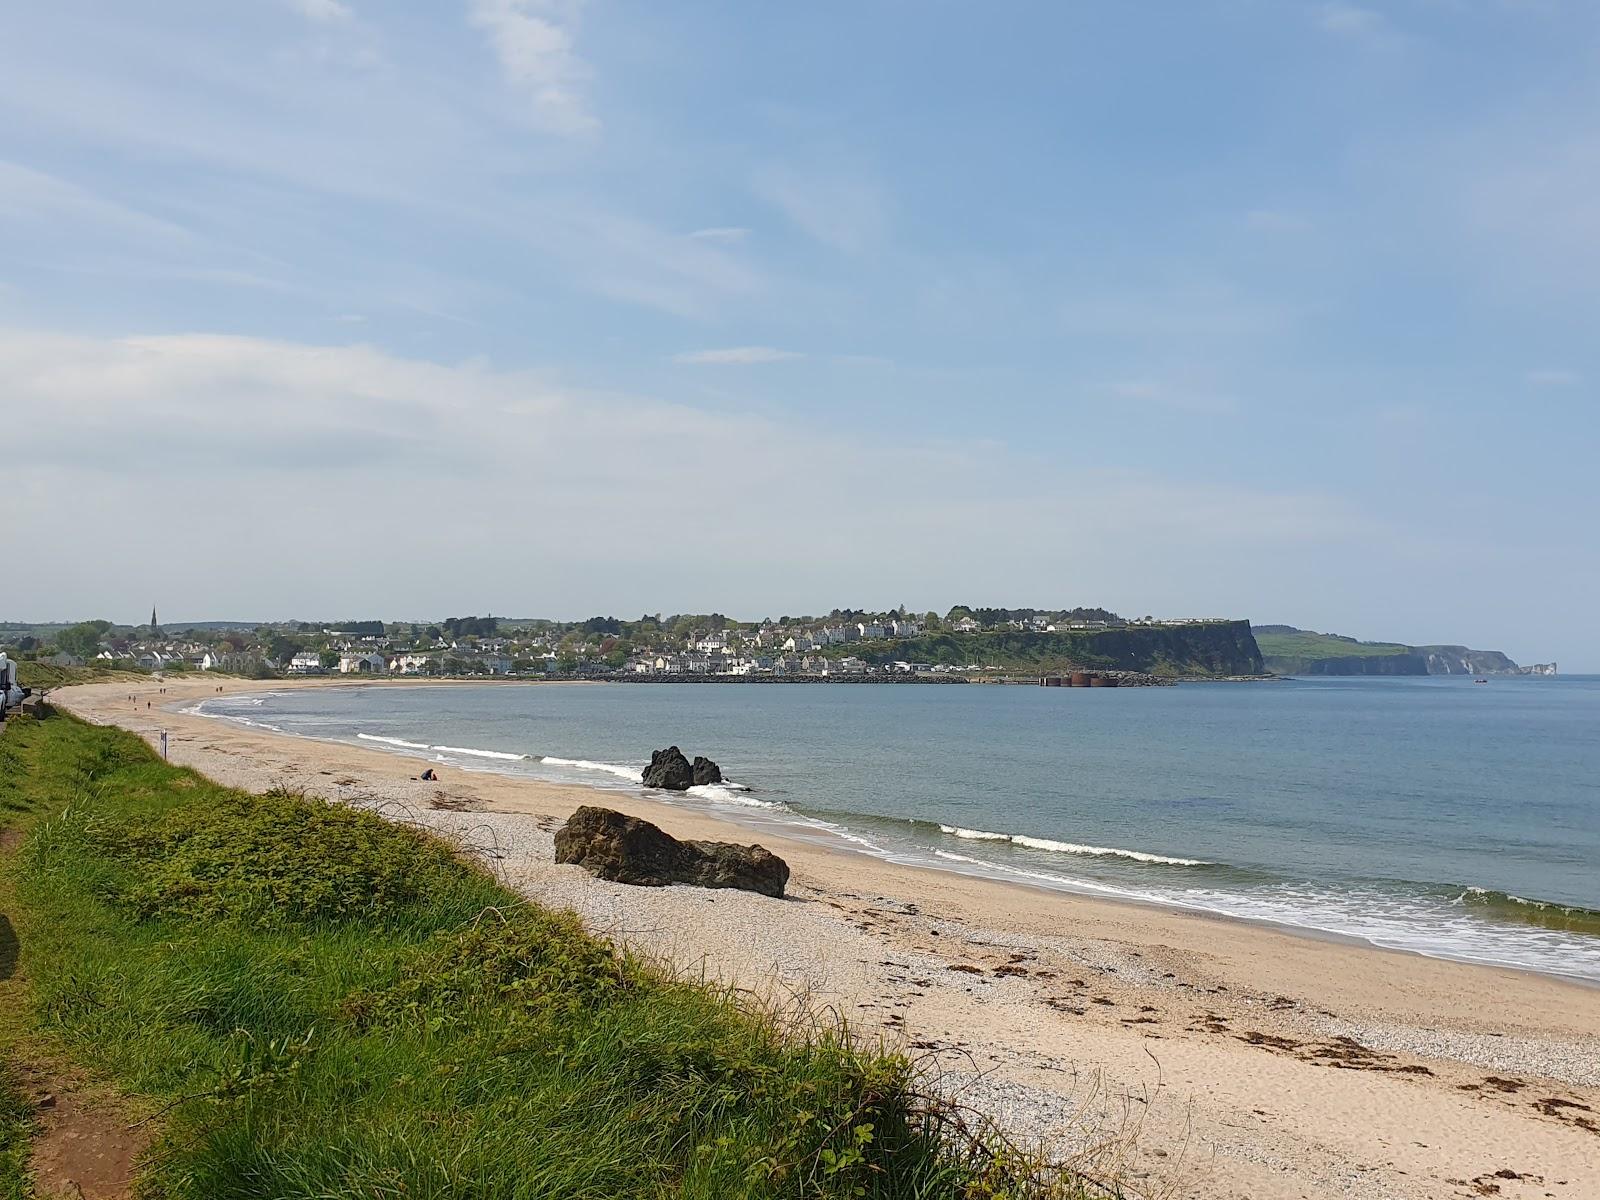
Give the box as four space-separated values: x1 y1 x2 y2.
181 679 1600 988
52 676 1600 1200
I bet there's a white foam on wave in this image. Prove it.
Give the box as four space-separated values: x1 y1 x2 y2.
540 756 644 782
941 825 1010 841
687 783 786 810
937 824 1207 866
931 852 1600 984
357 734 432 751
221 715 285 734
432 745 529 761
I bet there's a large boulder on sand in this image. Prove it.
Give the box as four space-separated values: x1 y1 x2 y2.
641 746 694 791
691 756 722 786
553 806 789 898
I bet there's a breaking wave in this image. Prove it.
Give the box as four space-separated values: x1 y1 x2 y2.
432 745 530 761
1455 887 1600 934
357 734 432 750
937 824 1209 866
687 783 786 810
539 756 643 782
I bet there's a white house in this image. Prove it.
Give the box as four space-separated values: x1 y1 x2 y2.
480 654 514 676
200 650 225 671
288 650 324 675
389 653 433 675
856 622 886 640
953 617 980 633
837 656 868 673
891 619 922 638
339 652 387 674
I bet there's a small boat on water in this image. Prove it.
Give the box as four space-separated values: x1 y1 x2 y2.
1474 678 1489 684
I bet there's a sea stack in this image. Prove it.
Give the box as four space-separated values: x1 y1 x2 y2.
641 746 694 790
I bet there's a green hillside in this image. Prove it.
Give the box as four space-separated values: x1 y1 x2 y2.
1251 628 1409 660
853 620 1264 677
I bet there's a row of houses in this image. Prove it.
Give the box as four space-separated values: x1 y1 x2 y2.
286 651 529 676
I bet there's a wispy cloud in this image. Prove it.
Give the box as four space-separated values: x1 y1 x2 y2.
4 328 1370 619
1245 208 1311 233
673 346 802 365
1314 3 1403 50
468 0 598 136
1526 367 1580 387
1109 379 1241 416
689 227 750 244
0 161 194 244
1316 3 1383 38
286 0 353 23
754 166 887 253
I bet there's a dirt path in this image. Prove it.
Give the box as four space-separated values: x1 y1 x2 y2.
11 1063 151 1200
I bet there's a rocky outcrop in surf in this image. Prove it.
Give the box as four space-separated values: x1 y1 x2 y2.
641 746 724 789
642 746 694 790
553 805 789 897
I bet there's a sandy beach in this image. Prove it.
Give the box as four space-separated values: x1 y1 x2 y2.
53 677 1600 1200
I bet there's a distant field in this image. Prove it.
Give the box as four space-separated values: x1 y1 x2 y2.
1252 629 1410 659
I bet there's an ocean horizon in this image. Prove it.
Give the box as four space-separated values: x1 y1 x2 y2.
191 675 1600 984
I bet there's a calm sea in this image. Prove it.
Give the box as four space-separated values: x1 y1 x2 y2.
192 676 1600 982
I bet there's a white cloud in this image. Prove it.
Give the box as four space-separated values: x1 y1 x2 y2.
4 329 1371 619
673 346 802 365
689 227 750 244
0 160 194 244
286 0 353 23
1109 379 1241 416
1526 368 1580 387
468 0 598 136
1316 3 1383 37
1314 3 1404 50
754 166 887 253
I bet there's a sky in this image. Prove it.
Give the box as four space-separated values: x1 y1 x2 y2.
3 1 1597 668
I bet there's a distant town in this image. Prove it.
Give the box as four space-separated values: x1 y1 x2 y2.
1 607 1249 682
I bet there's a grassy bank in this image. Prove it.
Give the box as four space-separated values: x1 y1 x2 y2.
0 712 1081 1198
11 662 152 691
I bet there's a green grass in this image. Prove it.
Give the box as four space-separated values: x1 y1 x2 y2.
0 712 1079 1199
11 662 151 691
0 1065 29 1200
1250 629 1409 660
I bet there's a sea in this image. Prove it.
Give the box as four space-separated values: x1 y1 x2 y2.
189 675 1600 984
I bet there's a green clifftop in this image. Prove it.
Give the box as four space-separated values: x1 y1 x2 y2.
856 620 1263 677
1253 626 1538 676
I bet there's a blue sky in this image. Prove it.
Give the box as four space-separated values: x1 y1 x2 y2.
3 1 1596 667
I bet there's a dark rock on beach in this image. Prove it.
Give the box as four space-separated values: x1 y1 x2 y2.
691 755 722 786
553 806 789 898
641 745 694 791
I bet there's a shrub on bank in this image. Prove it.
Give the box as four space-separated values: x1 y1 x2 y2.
0 715 1090 1199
